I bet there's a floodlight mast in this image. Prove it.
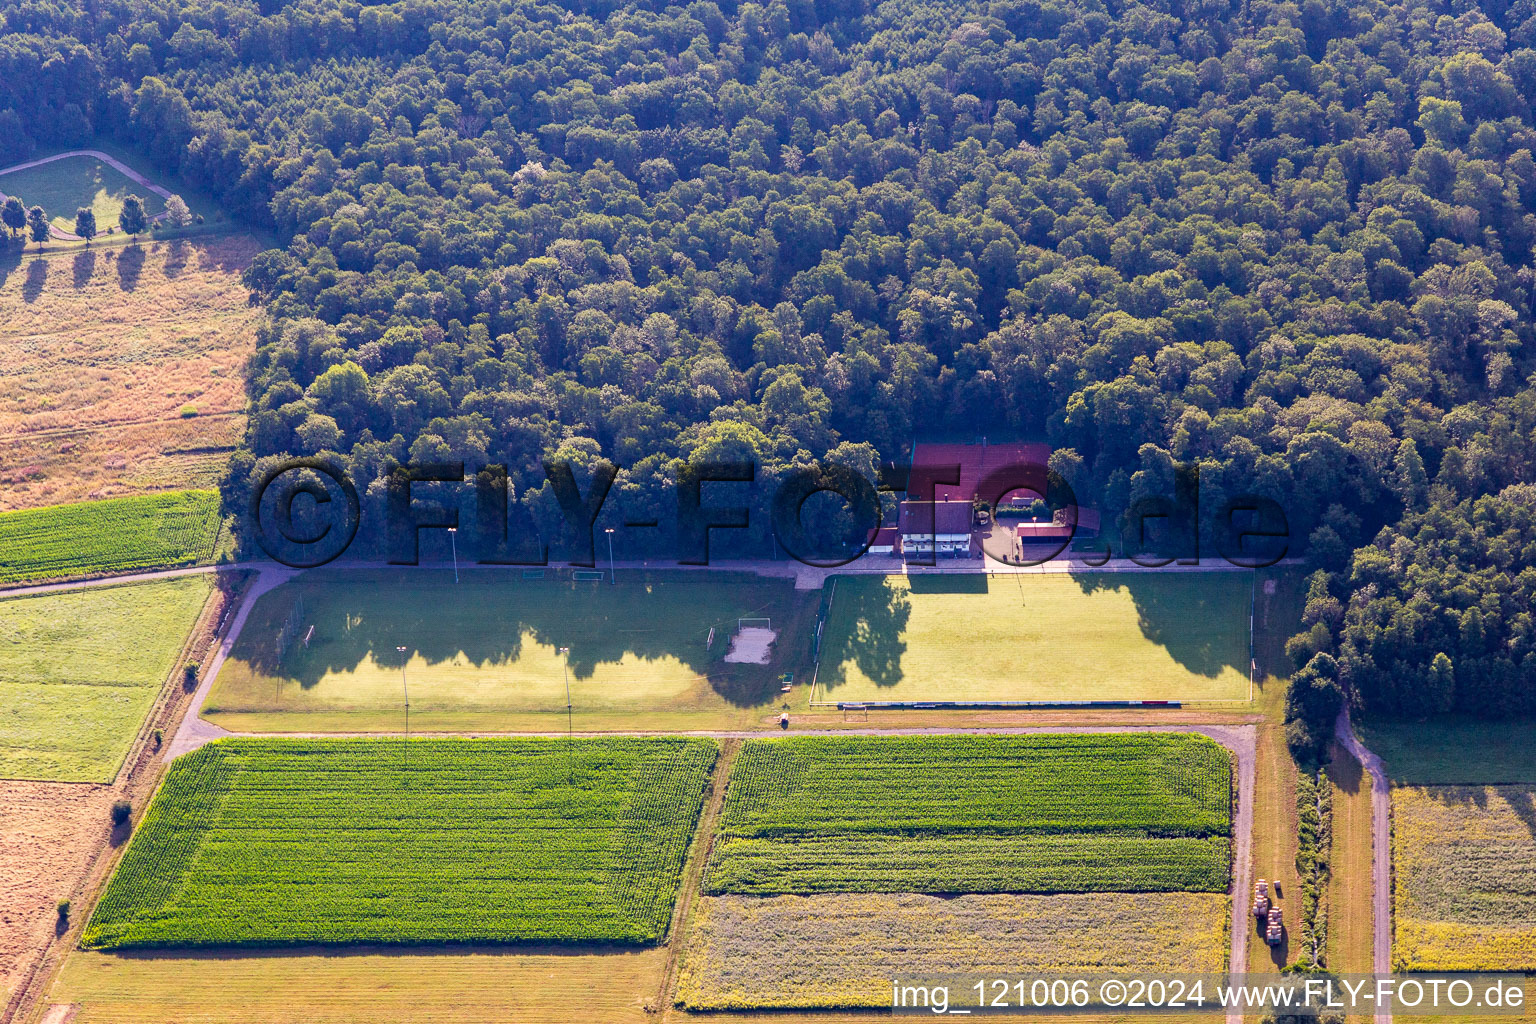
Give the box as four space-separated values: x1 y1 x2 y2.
605 527 615 585
447 526 459 583
397 645 409 784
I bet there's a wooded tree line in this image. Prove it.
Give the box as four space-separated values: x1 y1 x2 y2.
3 0 1534 718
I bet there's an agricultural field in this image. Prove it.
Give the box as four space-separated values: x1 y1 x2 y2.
705 833 1230 895
83 737 718 948
0 781 116 1007
0 234 260 510
44 947 666 1024
0 575 211 781
0 489 222 584
675 892 1229 1010
0 152 165 234
812 572 1252 704
203 569 816 732
1392 784 1536 971
706 734 1230 895
680 734 1233 1009
713 734 1232 838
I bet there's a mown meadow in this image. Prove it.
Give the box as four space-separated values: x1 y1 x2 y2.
0 575 212 781
84 737 718 949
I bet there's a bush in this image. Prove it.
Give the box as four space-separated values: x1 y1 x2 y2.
179 404 198 417
153 728 164 749
57 899 70 920
183 662 199 689
111 799 132 827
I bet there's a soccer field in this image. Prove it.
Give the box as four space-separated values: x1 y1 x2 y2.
812 573 1252 704
205 569 814 726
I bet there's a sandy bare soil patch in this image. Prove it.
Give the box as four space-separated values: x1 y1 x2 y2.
0 782 113 1005
0 236 261 510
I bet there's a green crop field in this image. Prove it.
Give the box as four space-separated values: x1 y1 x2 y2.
0 153 165 232
0 490 223 584
704 833 1231 894
83 736 718 949
204 569 814 730
812 572 1252 703
0 576 211 781
705 734 1231 895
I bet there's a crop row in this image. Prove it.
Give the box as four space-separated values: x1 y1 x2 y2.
704 833 1230 895
83 737 717 949
0 490 222 584
718 734 1231 838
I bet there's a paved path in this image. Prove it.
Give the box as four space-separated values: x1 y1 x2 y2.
1336 707 1392 1024
0 563 222 598
164 566 296 760
0 149 175 239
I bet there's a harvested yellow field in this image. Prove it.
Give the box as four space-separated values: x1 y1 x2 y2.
1394 785 1536 971
45 947 665 1023
0 236 260 510
674 892 1228 1010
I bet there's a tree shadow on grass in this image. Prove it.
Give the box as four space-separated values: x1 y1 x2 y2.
812 575 911 692
21 256 46 302
0 244 19 291
1071 572 1250 679
163 238 189 278
72 249 95 288
117 243 145 291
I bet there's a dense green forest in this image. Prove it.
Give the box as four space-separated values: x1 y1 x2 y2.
3 0 1534 718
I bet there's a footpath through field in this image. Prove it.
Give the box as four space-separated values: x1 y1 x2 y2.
1335 707 1392 1024
0 150 176 240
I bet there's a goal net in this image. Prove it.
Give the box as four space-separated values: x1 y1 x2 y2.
738 617 771 631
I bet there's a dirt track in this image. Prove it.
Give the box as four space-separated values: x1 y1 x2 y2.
1336 707 1391 1024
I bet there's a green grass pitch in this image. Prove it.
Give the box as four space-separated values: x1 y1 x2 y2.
204 569 814 726
812 572 1252 703
0 576 211 781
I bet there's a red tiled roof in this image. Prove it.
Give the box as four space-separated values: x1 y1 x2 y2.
910 442 1051 502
